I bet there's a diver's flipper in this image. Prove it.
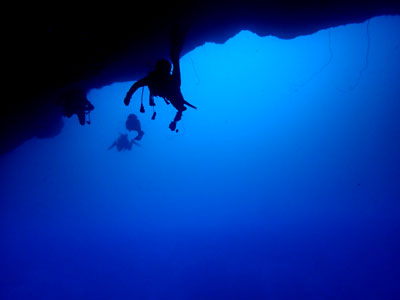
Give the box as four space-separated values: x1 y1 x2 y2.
134 130 144 141
108 142 116 150
169 121 177 131
184 100 197 109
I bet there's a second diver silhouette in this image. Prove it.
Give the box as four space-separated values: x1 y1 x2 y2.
123 26 197 132
108 133 139 151
108 113 144 152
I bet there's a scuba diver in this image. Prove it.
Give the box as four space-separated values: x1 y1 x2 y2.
108 133 139 151
59 88 94 125
123 25 197 131
109 114 144 152
126 113 144 141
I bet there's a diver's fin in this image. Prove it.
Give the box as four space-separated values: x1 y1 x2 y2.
184 100 197 109
108 142 116 150
135 130 144 141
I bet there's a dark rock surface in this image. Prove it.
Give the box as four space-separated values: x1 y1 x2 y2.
2 1 399 155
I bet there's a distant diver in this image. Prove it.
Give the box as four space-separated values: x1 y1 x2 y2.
59 88 94 125
126 113 144 141
123 25 197 132
108 133 139 151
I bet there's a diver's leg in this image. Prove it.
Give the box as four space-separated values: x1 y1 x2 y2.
174 110 183 122
169 110 183 131
170 98 187 112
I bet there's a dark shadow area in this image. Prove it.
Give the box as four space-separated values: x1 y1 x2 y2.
58 88 94 126
2 1 399 155
0 96 64 156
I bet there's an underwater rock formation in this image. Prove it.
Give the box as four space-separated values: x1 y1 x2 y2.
1 0 399 155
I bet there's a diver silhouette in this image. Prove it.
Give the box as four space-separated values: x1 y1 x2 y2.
109 114 144 152
126 113 144 141
124 25 197 131
59 88 94 125
108 133 139 151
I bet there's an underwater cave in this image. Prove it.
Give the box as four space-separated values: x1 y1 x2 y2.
1 4 400 299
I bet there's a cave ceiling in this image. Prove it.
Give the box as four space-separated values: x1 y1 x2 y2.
1 1 399 155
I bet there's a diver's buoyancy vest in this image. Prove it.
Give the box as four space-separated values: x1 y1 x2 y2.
148 72 178 99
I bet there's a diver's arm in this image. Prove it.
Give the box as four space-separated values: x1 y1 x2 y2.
124 77 149 106
171 57 181 87
170 27 184 87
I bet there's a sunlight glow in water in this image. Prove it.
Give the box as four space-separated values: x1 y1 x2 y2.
1 16 400 299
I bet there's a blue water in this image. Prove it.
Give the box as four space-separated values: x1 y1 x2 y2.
1 16 400 299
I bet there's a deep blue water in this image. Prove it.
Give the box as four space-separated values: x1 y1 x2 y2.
1 16 400 299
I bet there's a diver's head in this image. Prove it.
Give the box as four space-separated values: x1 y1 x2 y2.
155 59 172 74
